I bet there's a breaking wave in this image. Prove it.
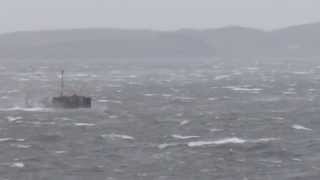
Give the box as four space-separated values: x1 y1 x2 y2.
0 106 52 112
187 137 279 147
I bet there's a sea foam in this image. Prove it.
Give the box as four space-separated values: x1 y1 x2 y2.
188 137 278 147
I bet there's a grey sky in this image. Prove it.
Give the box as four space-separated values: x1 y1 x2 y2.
1 0 320 33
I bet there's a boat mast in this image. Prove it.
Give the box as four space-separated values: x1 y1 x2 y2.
60 70 64 96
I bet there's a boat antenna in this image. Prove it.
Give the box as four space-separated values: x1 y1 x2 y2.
60 70 64 96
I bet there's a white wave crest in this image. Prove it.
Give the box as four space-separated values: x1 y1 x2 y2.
0 138 25 142
188 137 279 147
102 133 135 140
292 124 312 131
74 123 96 127
0 107 51 112
179 120 190 126
10 162 24 168
158 143 181 150
7 116 23 122
171 134 200 140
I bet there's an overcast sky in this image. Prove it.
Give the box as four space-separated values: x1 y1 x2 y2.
1 0 320 33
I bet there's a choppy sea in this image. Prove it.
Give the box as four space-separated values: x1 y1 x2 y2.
0 58 320 179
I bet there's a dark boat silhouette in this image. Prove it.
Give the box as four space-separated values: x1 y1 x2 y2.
52 70 92 108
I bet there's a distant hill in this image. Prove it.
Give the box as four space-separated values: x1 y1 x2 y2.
0 29 214 59
1 22 320 59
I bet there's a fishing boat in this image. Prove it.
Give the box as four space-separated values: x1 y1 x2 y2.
52 70 92 108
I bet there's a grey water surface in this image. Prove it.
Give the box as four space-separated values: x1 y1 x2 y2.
0 58 319 180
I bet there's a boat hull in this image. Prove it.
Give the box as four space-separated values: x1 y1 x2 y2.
52 95 91 109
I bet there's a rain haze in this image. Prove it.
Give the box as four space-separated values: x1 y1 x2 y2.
1 1 320 180
1 0 320 32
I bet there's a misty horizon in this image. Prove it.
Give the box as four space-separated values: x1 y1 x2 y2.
2 20 320 35
1 20 320 59
1 0 320 33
